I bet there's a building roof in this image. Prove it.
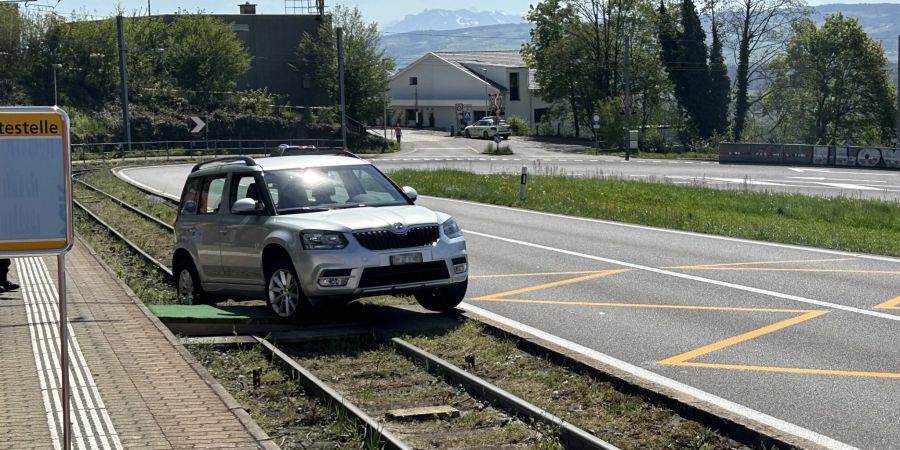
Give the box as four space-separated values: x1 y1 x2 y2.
434 51 540 91
434 51 527 68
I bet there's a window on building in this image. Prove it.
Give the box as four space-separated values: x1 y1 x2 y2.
409 77 417 86
534 108 548 124
405 109 416 121
302 74 311 89
509 72 520 101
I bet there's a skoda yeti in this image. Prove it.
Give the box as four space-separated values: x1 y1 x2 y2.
172 155 468 319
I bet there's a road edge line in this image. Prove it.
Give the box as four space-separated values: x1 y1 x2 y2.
459 303 857 450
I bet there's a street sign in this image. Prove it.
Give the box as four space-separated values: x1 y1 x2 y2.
593 114 600 124
455 103 464 113
463 111 471 123
0 106 73 255
494 134 502 144
190 115 206 133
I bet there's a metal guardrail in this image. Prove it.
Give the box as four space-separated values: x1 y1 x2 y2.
71 139 344 163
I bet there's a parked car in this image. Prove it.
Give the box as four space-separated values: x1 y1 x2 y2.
464 118 511 139
172 155 469 320
273 144 317 156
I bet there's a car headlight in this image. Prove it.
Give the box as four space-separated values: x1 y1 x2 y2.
442 218 463 239
301 231 348 250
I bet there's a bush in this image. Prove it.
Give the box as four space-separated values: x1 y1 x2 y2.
482 142 513 155
506 115 530 136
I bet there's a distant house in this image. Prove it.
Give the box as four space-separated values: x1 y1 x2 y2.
387 51 549 130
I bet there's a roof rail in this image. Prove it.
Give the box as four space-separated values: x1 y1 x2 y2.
191 156 257 173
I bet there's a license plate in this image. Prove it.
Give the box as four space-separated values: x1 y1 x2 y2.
390 253 423 265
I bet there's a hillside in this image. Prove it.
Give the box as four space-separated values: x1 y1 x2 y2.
382 5 900 69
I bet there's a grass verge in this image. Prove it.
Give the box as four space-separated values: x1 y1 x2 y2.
389 169 900 257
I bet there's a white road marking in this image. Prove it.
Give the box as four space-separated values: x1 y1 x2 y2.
463 229 900 322
16 258 123 450
459 304 857 450
808 182 884 191
786 177 888 183
421 196 900 264
789 168 897 176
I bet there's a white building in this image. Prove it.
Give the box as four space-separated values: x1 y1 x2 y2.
387 51 550 131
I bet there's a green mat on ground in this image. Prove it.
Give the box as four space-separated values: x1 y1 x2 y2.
148 304 275 320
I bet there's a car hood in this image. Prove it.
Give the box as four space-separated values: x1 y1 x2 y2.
272 205 443 232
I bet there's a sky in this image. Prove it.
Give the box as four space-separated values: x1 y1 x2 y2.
32 0 900 26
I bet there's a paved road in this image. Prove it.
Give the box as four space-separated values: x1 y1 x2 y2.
371 130 900 201
119 163 900 449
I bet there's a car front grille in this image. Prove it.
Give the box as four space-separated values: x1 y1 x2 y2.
353 225 439 250
358 261 450 289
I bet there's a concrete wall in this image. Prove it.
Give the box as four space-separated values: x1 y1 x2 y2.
719 143 900 169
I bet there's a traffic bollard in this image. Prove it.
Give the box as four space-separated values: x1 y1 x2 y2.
519 166 527 201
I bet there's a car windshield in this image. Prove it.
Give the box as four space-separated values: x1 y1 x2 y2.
263 164 408 214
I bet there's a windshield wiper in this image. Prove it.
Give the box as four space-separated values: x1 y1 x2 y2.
277 206 330 214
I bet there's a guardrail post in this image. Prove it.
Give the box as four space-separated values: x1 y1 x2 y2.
519 166 528 201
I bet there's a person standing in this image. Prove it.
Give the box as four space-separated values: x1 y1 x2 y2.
394 125 402 145
0 259 18 293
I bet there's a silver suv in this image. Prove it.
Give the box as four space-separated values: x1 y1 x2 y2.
172 154 468 319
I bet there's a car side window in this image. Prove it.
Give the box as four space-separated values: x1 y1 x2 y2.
229 174 263 212
180 178 202 215
198 176 226 215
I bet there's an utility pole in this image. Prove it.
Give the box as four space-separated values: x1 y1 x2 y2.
336 27 347 150
116 16 132 152
896 35 899 147
51 63 62 105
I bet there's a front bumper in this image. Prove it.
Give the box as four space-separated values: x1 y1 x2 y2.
292 236 468 298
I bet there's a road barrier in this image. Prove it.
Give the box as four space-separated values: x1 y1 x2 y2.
719 143 900 170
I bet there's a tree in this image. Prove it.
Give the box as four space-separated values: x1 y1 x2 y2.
295 6 394 122
677 0 713 137
707 20 731 135
721 0 809 141
165 14 251 102
766 14 897 145
523 0 590 137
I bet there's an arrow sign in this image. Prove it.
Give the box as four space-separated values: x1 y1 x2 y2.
190 116 206 134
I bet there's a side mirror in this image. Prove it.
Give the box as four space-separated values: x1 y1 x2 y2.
233 198 263 215
402 186 418 203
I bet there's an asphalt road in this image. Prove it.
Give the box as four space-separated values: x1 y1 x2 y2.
369 130 900 201
118 162 900 449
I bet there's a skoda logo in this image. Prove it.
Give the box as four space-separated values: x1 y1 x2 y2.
392 222 405 232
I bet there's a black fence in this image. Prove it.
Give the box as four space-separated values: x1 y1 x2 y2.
71 138 344 162
719 143 900 170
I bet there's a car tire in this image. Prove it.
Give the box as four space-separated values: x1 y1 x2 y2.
482 131 489 139
175 259 206 305
415 279 467 312
465 130 471 138
265 258 310 320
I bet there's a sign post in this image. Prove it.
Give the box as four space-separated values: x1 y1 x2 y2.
0 106 74 449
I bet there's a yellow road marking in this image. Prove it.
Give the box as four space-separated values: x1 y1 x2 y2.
672 362 900 379
874 295 900 310
473 297 812 313
668 258 855 269
659 310 828 365
672 268 900 275
471 271 610 279
473 269 628 301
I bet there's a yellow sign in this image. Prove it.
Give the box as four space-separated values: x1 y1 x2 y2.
0 113 65 137
0 107 73 255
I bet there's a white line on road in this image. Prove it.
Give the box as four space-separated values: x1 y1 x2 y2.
462 229 900 323
459 303 857 450
425 196 900 264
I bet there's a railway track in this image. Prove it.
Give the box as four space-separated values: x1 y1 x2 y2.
70 167 774 450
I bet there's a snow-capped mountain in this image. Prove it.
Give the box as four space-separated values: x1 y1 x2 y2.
382 9 527 34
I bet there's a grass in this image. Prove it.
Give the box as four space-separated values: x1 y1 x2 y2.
483 142 514 155
187 343 366 449
389 169 900 257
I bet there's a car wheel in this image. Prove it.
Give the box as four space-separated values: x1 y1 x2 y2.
503 135 509 140
415 279 467 312
482 131 489 139
175 260 206 305
266 259 310 320
465 129 471 138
